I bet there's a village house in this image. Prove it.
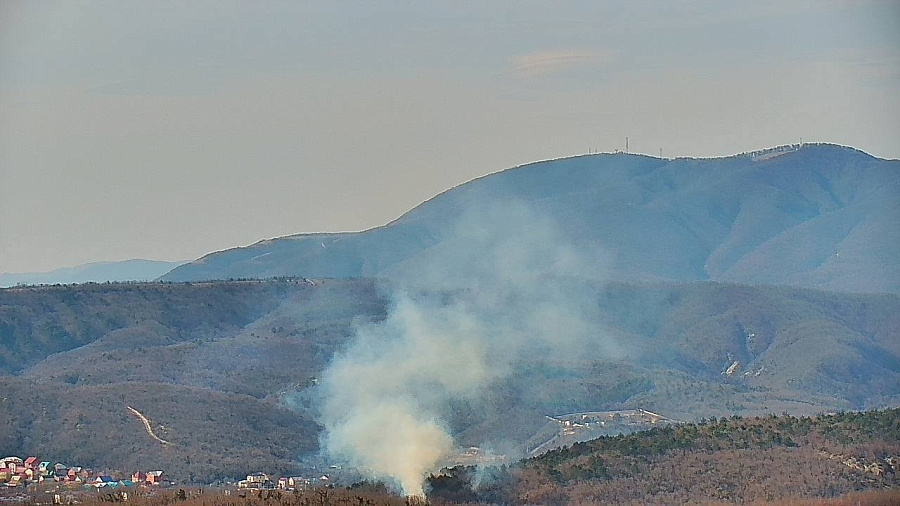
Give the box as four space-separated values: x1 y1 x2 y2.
247 472 269 484
238 473 274 490
146 470 164 485
92 476 117 488
288 477 314 491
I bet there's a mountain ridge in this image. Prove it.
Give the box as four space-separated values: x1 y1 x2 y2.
161 144 900 293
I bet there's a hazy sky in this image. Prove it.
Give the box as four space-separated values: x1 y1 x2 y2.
1 1 898 273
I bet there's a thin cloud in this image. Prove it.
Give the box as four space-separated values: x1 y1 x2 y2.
512 49 616 77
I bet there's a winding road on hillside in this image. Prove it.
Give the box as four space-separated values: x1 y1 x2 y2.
127 405 171 445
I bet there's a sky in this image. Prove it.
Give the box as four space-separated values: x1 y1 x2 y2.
1 1 898 274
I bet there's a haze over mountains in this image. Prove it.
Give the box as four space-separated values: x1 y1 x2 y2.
2 143 899 487
162 144 899 294
0 259 185 288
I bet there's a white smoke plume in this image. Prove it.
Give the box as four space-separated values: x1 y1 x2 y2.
317 198 615 496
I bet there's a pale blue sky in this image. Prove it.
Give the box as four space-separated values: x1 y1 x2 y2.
1 1 898 273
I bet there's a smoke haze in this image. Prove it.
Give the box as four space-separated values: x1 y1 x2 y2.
317 199 616 496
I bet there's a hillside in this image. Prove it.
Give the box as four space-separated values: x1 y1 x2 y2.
0 377 320 483
427 408 900 505
0 279 386 482
161 144 900 294
0 278 379 374
1 279 897 482
0 259 185 288
18 409 898 505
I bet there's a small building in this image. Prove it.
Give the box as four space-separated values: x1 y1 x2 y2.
238 473 272 490
1 457 23 468
66 467 89 483
247 472 269 484
92 476 117 488
287 477 313 491
146 470 163 485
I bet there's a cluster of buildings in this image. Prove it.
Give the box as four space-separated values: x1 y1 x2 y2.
0 456 164 490
528 409 674 457
236 472 329 492
2 455 339 493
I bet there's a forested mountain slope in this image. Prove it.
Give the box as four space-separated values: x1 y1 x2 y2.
427 408 900 505
1 279 897 482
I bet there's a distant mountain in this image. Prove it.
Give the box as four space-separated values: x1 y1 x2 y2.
161 144 900 294
0 259 186 287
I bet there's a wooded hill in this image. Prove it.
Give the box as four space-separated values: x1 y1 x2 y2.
427 408 900 505
0 279 386 482
1 279 897 482
26 410 900 505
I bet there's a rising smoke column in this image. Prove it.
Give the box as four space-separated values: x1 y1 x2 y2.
319 294 495 496
317 199 614 496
